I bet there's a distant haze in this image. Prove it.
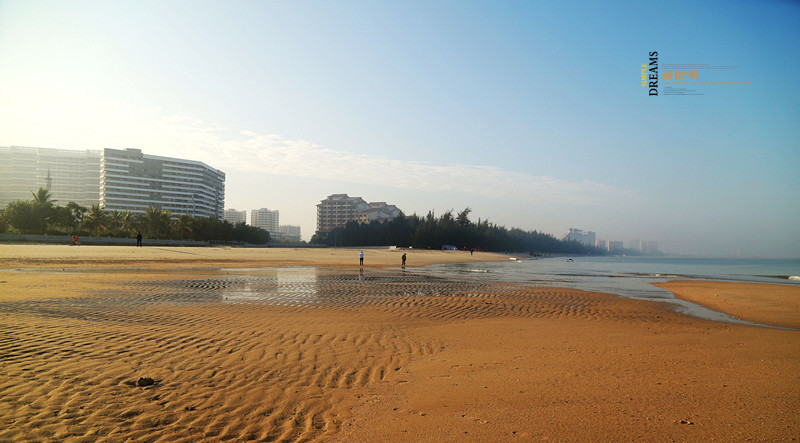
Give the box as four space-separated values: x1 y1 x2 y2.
1 1 798 257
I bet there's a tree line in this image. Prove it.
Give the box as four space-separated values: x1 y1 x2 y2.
0 188 270 244
310 208 604 255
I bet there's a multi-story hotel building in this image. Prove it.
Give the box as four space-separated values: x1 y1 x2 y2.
316 194 401 236
224 209 247 225
100 148 225 218
1 146 225 219
0 146 101 208
250 208 279 233
354 202 401 224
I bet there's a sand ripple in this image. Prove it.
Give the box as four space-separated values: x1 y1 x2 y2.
0 269 641 441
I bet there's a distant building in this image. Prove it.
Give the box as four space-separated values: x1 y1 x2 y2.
0 146 226 218
316 194 401 236
595 239 608 251
355 202 402 224
274 225 302 242
0 146 101 208
628 239 644 252
645 241 659 255
317 194 369 235
560 228 596 247
100 148 225 218
608 240 624 254
224 209 247 225
251 208 279 234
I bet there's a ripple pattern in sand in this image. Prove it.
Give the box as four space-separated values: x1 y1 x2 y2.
0 270 632 441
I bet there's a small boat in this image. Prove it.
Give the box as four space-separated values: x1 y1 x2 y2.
566 258 574 262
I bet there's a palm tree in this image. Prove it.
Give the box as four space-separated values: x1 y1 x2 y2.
82 204 109 236
119 210 137 236
31 188 55 206
173 214 193 239
109 210 126 236
144 206 172 239
30 187 56 233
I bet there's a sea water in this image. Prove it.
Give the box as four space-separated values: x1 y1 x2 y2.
407 256 800 326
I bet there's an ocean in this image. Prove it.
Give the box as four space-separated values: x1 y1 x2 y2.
406 256 800 326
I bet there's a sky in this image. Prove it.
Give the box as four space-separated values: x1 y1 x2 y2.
1 0 798 257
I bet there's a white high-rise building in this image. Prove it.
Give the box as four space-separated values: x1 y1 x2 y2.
251 208 279 233
0 146 101 208
224 209 247 225
100 148 225 218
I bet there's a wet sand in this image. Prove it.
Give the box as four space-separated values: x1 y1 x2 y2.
0 244 509 270
0 245 798 441
655 280 800 330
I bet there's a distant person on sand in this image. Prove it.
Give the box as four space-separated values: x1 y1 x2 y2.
402 253 406 267
71 235 78 246
470 248 474 256
359 250 364 266
136 232 143 247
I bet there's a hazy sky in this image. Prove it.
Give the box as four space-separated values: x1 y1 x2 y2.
1 0 798 256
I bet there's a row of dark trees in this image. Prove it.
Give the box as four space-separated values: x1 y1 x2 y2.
0 188 270 244
310 208 604 255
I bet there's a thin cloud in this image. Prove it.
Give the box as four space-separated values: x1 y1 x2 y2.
0 97 641 208
159 117 641 207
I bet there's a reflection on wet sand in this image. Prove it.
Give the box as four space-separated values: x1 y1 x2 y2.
221 268 320 304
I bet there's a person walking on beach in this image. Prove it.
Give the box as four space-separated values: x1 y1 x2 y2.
136 232 143 247
71 234 78 246
401 253 407 267
359 250 364 266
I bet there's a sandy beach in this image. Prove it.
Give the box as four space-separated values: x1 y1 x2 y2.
0 245 798 441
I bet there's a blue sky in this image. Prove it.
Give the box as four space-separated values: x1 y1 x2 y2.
1 0 798 256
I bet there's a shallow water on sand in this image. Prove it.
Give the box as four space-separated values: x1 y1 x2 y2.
403 256 800 327
60 264 785 328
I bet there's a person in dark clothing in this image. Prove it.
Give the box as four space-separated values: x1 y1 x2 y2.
401 253 407 267
359 250 364 266
136 232 143 247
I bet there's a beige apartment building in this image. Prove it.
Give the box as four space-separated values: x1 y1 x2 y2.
316 194 401 236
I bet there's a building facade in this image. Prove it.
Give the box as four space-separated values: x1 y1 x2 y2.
100 148 225 218
0 146 101 208
224 209 247 225
316 194 369 235
628 239 644 253
251 208 279 233
316 194 402 236
354 202 402 224
560 228 597 247
608 240 624 254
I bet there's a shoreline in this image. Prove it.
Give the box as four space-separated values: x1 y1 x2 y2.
655 280 800 330
0 244 512 269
